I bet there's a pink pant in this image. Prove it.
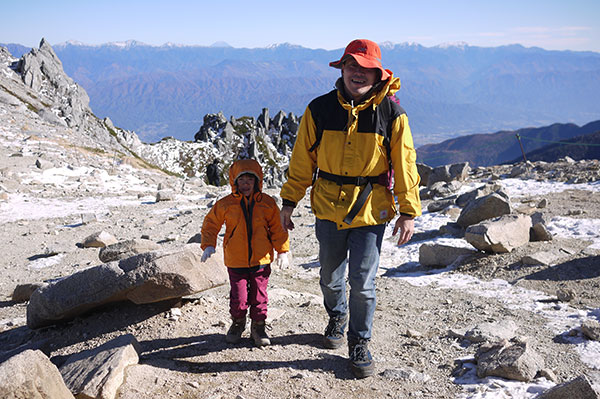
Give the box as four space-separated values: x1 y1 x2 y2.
228 265 271 321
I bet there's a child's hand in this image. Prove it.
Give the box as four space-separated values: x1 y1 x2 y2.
201 246 215 262
276 252 289 269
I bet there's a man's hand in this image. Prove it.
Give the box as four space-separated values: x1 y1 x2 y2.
392 215 415 246
280 205 295 231
201 246 215 262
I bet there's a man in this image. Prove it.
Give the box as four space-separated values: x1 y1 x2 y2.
280 39 421 378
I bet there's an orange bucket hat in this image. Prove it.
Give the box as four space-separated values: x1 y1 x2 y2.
329 39 390 80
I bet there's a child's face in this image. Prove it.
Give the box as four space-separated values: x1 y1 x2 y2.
236 174 256 197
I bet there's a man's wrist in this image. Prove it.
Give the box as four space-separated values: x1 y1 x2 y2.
282 199 296 208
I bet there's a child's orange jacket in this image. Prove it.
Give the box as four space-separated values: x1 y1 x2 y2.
201 159 289 268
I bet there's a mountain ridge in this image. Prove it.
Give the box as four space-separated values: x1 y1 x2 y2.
417 121 600 167
3 39 599 144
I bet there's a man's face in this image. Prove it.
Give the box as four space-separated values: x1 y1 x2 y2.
341 58 378 101
237 174 256 196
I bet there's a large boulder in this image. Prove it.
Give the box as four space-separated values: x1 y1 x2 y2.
465 214 532 253
60 334 140 399
457 192 512 228
0 349 75 399
418 243 476 267
27 244 228 328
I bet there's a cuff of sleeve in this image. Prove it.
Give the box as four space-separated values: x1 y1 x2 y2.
399 212 414 219
282 199 297 208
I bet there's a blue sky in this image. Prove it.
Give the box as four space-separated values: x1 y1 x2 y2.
3 0 599 52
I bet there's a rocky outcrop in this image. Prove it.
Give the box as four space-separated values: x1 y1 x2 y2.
1 39 148 159
18 39 90 128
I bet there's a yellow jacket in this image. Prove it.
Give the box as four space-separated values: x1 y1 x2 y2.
280 75 421 229
202 159 289 268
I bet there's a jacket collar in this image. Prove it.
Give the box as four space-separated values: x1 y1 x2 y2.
335 74 401 110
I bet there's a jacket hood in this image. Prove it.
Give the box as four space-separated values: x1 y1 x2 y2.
229 159 264 193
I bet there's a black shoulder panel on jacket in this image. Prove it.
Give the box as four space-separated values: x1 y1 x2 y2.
308 90 348 134
389 98 406 119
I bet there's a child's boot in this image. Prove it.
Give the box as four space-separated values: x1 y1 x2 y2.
250 320 271 347
225 317 246 344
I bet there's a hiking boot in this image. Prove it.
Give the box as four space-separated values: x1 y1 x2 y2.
323 314 347 349
348 338 375 378
225 317 246 344
250 320 271 347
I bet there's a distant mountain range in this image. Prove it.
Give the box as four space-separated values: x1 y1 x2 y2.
2 40 600 146
510 130 600 164
417 120 600 167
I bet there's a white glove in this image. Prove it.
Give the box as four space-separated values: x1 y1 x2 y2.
201 246 215 262
276 252 289 269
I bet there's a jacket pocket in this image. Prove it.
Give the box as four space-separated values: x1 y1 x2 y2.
224 225 237 249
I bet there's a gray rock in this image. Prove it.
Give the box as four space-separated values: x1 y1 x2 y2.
531 223 553 242
417 163 433 187
27 244 228 328
60 334 140 399
99 238 161 263
82 230 118 248
418 243 476 267
450 320 520 343
35 158 53 170
457 192 512 228
381 367 431 383
537 198 548 208
439 222 464 237
427 199 456 213
465 214 532 253
428 162 470 186
537 375 599 399
475 338 544 382
522 250 566 266
557 287 576 302
156 189 174 202
428 180 463 198
530 212 553 241
581 320 600 341
11 282 47 303
455 183 502 208
187 233 202 244
0 349 75 399
537 368 558 383
80 212 98 225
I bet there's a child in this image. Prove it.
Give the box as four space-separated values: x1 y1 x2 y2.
200 159 289 346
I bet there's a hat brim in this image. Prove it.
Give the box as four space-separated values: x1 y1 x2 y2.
329 54 390 80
